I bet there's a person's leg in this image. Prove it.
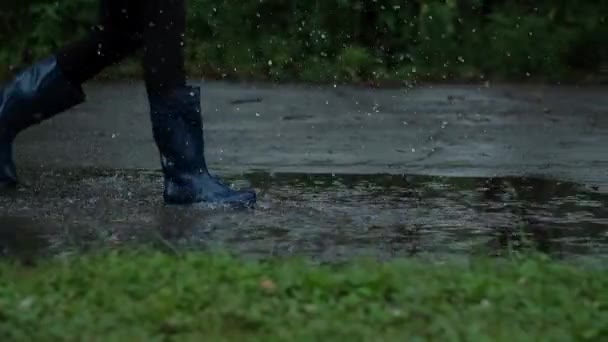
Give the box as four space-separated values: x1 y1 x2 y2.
57 0 144 85
141 0 186 95
142 0 256 207
0 0 143 187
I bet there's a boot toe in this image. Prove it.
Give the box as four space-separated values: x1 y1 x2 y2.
164 179 257 208
204 188 256 209
222 189 257 208
203 174 257 208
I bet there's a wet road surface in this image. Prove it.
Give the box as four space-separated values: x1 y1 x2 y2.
1 82 607 262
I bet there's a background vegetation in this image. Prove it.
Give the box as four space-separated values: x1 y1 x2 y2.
1 0 607 84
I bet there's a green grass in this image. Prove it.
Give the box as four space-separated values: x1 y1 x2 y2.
0 251 606 341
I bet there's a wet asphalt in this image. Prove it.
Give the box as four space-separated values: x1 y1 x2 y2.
1 81 607 263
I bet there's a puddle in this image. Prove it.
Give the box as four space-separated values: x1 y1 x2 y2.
0 170 606 264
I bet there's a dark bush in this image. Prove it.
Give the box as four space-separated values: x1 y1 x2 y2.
1 0 606 83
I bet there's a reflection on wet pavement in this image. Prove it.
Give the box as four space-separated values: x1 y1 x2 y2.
0 169 606 263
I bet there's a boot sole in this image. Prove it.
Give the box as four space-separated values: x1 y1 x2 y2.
164 196 256 209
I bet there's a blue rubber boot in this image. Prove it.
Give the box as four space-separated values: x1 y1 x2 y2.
148 86 256 208
0 56 85 188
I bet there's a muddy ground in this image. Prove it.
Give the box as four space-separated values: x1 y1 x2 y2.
1 82 607 263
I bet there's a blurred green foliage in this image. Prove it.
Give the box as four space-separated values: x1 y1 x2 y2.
1 251 607 340
1 0 606 83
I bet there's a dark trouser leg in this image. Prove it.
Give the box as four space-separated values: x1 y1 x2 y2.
59 0 186 92
57 0 144 85
143 0 256 207
141 0 187 95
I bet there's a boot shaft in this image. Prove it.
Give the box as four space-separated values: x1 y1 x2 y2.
0 56 85 140
0 55 85 186
148 85 208 175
